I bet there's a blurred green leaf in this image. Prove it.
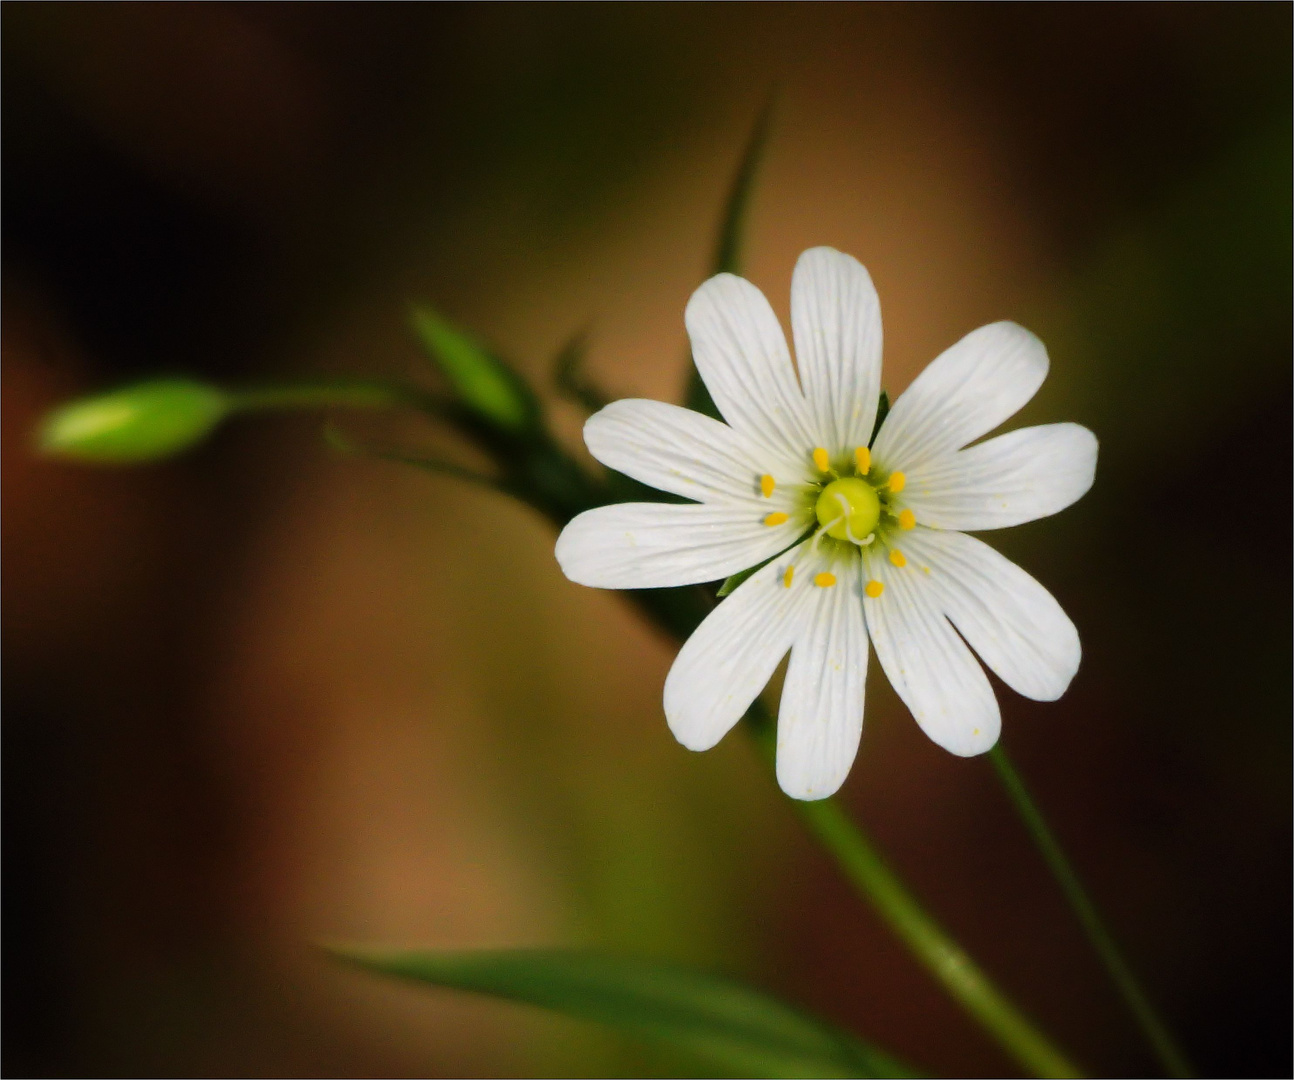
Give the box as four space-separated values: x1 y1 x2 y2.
37 378 229 464
328 945 917 1079
685 98 776 420
411 304 539 433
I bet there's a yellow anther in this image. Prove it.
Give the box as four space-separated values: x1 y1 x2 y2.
812 447 830 472
783 565 794 588
814 572 837 588
854 446 871 474
888 471 907 494
888 549 907 568
760 474 776 498
865 579 884 598
764 511 789 527
897 508 916 530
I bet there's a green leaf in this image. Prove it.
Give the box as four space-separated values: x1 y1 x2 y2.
37 378 230 464
328 946 918 1079
410 305 539 433
869 390 890 447
685 97 776 420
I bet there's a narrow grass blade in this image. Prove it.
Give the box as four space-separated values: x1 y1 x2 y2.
685 97 776 420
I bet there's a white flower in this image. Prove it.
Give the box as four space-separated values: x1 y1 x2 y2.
555 248 1097 800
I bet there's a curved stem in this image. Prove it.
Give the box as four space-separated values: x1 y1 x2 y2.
988 746 1193 1078
744 707 1084 1079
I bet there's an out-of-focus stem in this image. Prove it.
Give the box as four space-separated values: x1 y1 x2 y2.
229 379 433 412
795 796 1083 1078
988 746 1193 1078
742 706 1085 1079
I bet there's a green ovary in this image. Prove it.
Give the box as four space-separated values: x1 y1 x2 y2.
814 477 881 541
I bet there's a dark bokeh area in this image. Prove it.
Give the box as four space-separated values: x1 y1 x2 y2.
4 5 1290 1077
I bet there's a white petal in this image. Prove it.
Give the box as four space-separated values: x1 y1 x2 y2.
776 556 868 800
872 322 1048 471
555 502 805 590
899 529 1080 701
862 545 999 756
663 544 812 751
790 247 883 457
583 398 791 507
685 273 817 475
901 423 1098 531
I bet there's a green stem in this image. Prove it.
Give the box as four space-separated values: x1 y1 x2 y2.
799 799 1083 1078
228 378 434 413
742 709 1084 1079
988 746 1193 1078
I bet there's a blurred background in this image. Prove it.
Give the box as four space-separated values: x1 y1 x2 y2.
3 4 1290 1077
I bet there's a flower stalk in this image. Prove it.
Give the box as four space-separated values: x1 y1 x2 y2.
988 746 1193 1078
228 378 433 413
742 704 1085 1079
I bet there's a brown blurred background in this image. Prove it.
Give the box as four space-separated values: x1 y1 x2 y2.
3 4 1290 1077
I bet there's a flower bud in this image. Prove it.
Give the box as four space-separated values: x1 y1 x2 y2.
37 378 229 463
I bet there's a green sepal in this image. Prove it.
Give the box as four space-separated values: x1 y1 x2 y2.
327 945 919 1079
37 377 229 464
718 525 816 597
717 553 778 598
869 389 890 447
410 304 539 433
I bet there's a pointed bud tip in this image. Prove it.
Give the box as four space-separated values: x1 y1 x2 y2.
409 304 536 433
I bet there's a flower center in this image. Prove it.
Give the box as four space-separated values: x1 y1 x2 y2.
814 477 880 543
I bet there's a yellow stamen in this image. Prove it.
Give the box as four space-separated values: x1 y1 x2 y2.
897 508 916 530
865 579 884 598
760 474 776 498
812 447 830 472
854 446 871 474
888 549 907 568
814 571 836 588
764 511 789 527
887 471 907 494
783 565 794 588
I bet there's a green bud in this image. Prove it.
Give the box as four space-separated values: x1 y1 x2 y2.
38 378 230 463
410 305 537 433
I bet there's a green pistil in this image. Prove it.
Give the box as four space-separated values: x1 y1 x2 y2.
814 477 881 541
